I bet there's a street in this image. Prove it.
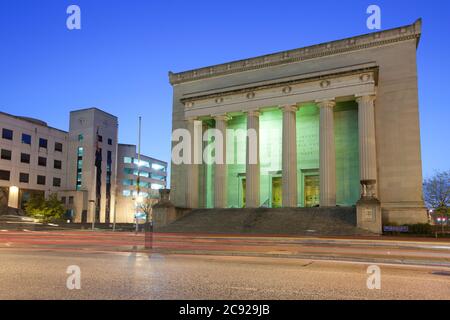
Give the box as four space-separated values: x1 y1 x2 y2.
0 230 449 300
0 249 449 300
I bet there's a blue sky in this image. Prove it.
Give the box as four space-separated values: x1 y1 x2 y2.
0 0 449 182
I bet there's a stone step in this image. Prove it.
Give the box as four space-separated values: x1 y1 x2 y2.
156 207 372 236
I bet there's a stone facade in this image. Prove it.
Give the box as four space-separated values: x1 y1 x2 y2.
169 19 428 225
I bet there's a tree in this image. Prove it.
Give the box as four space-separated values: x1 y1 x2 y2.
423 170 450 219
137 196 157 223
25 193 65 222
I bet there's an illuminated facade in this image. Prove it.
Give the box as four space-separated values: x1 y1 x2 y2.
0 108 166 224
169 20 428 225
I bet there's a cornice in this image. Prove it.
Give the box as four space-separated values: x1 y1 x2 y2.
169 19 421 85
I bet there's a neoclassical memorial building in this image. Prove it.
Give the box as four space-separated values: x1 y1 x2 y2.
169 19 427 225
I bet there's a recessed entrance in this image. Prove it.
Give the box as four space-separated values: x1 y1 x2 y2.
304 174 319 207
271 176 282 208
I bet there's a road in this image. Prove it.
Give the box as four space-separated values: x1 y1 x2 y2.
0 249 449 300
0 229 449 299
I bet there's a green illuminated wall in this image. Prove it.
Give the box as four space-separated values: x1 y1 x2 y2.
334 101 360 206
201 102 360 208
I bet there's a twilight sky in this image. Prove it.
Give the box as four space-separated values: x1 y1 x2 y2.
0 0 449 183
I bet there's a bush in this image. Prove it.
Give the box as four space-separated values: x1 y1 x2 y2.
25 193 64 222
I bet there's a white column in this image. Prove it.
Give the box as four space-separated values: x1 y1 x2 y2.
356 95 378 196
186 118 202 208
317 99 336 207
246 110 260 208
281 104 298 207
214 115 229 208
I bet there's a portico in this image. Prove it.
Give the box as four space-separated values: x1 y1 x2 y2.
170 19 428 225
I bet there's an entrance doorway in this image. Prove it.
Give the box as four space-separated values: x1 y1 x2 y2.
304 175 319 207
239 177 246 208
271 176 282 208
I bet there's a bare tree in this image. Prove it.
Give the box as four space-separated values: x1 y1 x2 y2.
423 170 450 216
137 196 157 223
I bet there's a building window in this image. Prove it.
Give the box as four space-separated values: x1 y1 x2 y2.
53 177 61 187
97 135 103 142
38 156 47 167
78 134 83 142
54 160 62 169
39 138 48 149
124 157 132 164
152 163 166 171
0 170 10 181
54 142 63 152
37 175 46 185
76 147 83 190
2 128 13 140
151 183 164 190
1 149 12 160
107 138 112 145
61 197 66 204
68 196 74 204
19 173 29 183
20 153 30 164
122 190 131 197
22 133 31 145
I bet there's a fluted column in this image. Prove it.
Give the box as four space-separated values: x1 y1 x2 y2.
214 115 229 208
185 118 202 208
246 110 260 208
356 95 378 196
317 99 336 207
281 104 298 207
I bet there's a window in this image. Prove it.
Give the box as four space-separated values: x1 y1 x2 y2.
0 170 10 181
22 133 31 145
53 177 61 187
37 175 46 185
68 196 74 204
54 142 63 152
1 149 12 160
152 163 166 171
151 183 164 190
124 157 132 164
2 128 13 140
39 138 48 149
61 197 66 204
97 135 103 142
107 138 112 145
19 173 29 183
38 157 47 167
20 153 30 164
122 190 131 197
76 147 84 190
78 134 83 142
54 160 62 169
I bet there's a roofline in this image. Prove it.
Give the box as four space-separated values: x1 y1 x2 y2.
118 143 168 165
169 19 422 85
0 111 68 134
70 107 118 120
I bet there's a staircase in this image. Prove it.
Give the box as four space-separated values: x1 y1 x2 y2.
156 207 372 236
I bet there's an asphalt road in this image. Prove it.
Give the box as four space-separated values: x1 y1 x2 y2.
0 249 449 300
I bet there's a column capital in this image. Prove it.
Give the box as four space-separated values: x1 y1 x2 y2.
355 94 376 104
316 99 336 108
185 116 199 123
246 109 260 117
280 104 298 113
212 114 231 122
